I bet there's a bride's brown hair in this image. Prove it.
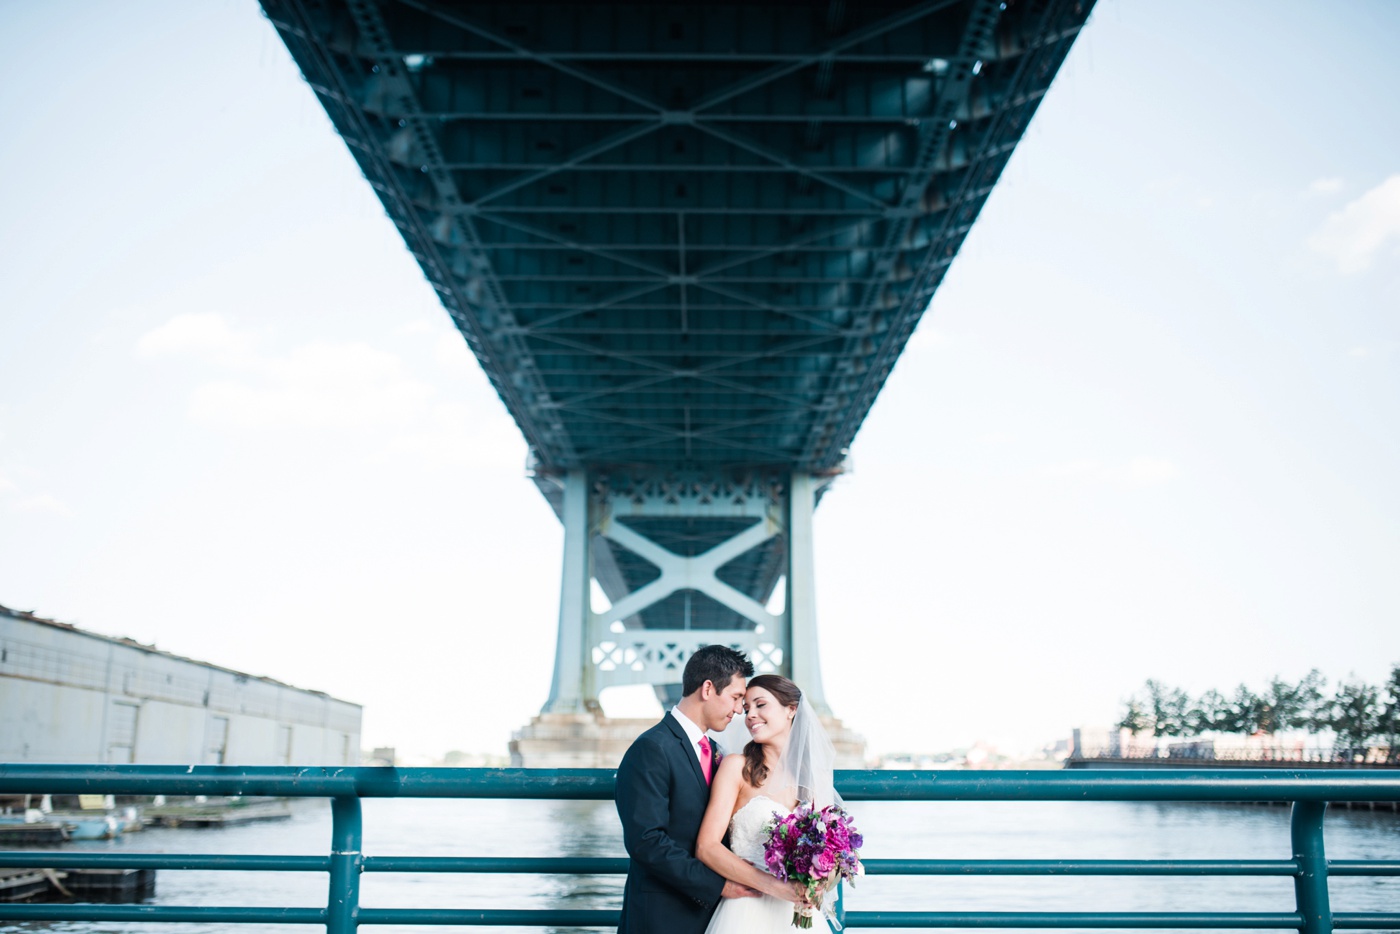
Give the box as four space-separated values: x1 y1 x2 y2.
741 674 801 787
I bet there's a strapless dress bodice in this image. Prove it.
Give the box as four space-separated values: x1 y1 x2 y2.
727 795 792 869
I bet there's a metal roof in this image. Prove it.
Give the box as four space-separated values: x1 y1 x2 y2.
0 604 360 706
260 0 1094 477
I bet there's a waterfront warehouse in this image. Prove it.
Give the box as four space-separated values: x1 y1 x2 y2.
0 604 360 764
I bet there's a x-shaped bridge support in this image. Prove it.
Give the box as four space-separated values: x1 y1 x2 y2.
542 470 833 715
592 518 782 634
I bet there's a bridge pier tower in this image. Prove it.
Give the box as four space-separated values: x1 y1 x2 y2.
510 469 864 767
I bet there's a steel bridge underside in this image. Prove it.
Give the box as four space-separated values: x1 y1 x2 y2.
262 0 1093 635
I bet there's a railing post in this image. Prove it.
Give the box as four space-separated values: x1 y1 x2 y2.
1291 801 1332 934
327 796 363 934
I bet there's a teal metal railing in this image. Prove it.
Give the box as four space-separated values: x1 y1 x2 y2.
1 766 1398 931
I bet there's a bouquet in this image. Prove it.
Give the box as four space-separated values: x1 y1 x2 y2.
761 802 864 929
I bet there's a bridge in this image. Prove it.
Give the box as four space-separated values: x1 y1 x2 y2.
258 0 1095 754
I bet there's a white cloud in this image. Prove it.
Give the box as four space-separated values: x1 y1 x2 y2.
905 325 946 353
433 331 477 373
136 312 252 359
385 401 526 470
395 319 437 336
138 316 512 470
11 493 75 518
137 314 516 468
1043 458 1103 480
1307 177 1344 196
1124 456 1181 488
1145 174 1213 210
1348 342 1397 359
1307 174 1400 274
0 474 76 516
188 341 434 432
1042 456 1181 489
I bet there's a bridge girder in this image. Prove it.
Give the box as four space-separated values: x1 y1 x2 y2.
262 0 1094 477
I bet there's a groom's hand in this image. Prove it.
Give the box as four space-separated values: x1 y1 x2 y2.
720 882 760 899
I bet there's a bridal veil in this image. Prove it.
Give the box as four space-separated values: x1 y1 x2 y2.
774 697 841 809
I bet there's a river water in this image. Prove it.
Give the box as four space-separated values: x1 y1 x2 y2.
3 796 1396 933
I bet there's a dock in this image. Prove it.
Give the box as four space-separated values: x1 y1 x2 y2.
145 798 292 828
64 868 156 901
0 823 68 846
0 867 154 904
0 869 62 903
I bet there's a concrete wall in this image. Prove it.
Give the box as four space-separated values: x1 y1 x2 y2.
0 612 360 765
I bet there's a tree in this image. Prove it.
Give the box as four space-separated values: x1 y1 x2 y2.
1257 672 1325 735
1224 684 1266 735
1187 689 1230 735
1288 669 1329 733
1145 680 1191 737
1378 663 1400 763
1117 695 1151 737
1329 676 1382 759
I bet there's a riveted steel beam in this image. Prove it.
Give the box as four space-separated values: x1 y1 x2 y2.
263 0 1096 481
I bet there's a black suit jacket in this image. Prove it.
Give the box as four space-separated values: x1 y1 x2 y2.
615 713 725 934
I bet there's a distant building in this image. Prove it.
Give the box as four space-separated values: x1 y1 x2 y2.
1 604 360 765
364 746 397 766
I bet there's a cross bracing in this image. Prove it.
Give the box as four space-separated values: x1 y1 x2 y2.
262 0 1093 661
263 0 1093 475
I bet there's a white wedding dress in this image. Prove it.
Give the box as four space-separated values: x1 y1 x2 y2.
703 794 798 934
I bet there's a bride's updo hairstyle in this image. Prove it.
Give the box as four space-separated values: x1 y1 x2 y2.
742 674 801 787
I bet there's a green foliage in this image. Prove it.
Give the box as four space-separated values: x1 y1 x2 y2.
1381 664 1400 763
1116 696 1151 736
1116 681 1192 737
1187 689 1230 734
1226 684 1265 735
1116 667 1391 751
1253 670 1328 735
1329 677 1382 754
1290 669 1329 732
1145 680 1191 737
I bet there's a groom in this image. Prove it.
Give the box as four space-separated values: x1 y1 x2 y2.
615 645 758 934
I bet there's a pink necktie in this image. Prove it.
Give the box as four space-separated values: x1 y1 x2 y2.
698 736 712 785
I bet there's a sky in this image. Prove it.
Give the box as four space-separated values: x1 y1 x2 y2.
2 1 1398 760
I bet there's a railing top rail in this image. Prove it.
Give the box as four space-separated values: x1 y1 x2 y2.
2 765 1399 801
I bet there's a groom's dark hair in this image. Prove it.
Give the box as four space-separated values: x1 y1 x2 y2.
681 645 754 697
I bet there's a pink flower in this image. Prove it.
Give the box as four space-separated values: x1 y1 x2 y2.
811 847 835 876
828 823 849 850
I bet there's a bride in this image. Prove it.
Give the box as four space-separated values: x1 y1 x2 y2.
696 674 839 933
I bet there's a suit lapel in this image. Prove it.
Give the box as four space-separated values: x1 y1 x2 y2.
664 712 709 791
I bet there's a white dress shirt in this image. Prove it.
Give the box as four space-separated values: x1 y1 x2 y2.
669 706 712 769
